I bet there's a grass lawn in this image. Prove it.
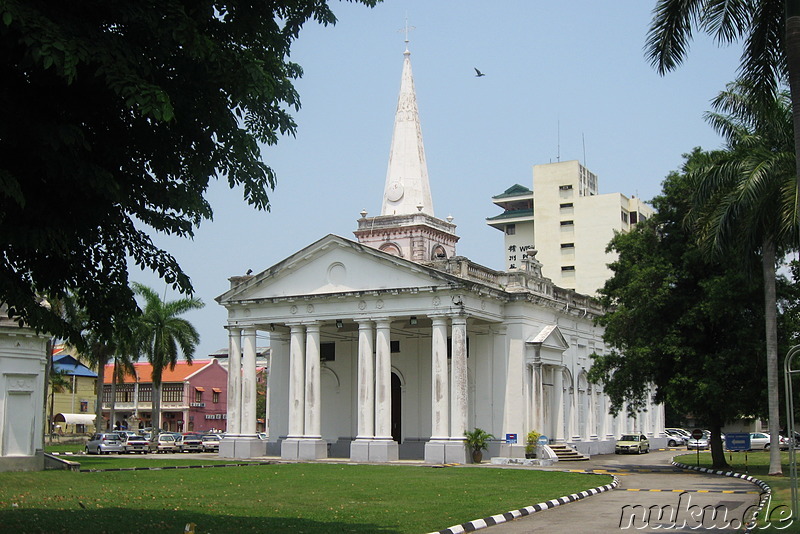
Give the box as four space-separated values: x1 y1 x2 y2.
0 463 611 533
674 451 795 529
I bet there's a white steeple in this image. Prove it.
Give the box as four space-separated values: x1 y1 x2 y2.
355 38 458 263
381 44 434 216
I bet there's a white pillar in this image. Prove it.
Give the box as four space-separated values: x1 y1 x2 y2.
240 327 257 436
449 316 467 440
430 316 449 440
226 327 242 435
374 319 392 440
304 323 321 439
356 320 375 440
554 366 564 441
287 324 305 439
532 361 543 433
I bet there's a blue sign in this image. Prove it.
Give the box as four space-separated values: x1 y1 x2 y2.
505 433 517 444
725 432 751 451
538 435 549 445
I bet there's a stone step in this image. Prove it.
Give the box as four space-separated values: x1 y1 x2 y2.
549 443 590 461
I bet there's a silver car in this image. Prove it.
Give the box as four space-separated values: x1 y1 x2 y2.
85 432 124 454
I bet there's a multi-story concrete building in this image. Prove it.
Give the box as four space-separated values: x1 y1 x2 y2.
487 160 653 295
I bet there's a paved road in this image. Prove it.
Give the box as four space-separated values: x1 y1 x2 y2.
480 450 764 533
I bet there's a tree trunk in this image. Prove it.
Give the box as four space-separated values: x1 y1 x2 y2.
762 237 782 475
153 381 162 433
787 2 800 204
708 423 729 470
95 359 106 431
109 359 117 430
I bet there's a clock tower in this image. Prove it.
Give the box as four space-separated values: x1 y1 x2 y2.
354 41 459 262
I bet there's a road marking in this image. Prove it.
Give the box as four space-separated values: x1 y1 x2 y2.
623 489 760 494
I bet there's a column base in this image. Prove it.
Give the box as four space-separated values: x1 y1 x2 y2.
350 439 372 462
298 438 328 460
281 438 301 460
368 439 398 462
424 440 468 464
218 436 267 459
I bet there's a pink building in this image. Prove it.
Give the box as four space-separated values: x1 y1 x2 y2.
101 360 228 433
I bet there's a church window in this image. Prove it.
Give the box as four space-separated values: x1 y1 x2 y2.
390 340 400 353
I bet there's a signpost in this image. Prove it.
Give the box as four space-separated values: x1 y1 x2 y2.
691 429 704 467
725 432 751 473
505 433 517 445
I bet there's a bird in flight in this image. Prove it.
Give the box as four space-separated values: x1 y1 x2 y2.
474 67 486 77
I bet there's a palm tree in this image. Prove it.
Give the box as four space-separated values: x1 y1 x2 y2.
646 0 800 216
686 79 797 475
133 283 203 433
48 367 72 437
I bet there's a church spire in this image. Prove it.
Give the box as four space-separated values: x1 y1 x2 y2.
381 44 434 216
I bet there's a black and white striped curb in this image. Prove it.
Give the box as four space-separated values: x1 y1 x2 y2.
79 461 273 473
671 460 771 533
428 474 619 534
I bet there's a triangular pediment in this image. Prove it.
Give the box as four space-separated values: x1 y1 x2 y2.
217 234 460 304
527 324 569 352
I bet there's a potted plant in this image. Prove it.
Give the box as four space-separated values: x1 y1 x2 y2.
464 428 495 463
525 430 541 459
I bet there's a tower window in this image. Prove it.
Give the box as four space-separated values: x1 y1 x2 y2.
561 265 575 271
561 243 575 249
560 202 573 209
559 185 573 190
505 224 516 235
560 220 574 226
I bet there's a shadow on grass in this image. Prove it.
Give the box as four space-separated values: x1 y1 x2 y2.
0 508 403 533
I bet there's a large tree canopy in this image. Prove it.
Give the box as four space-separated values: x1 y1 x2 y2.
589 150 768 469
0 0 378 345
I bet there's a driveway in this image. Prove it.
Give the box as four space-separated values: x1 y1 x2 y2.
467 450 765 533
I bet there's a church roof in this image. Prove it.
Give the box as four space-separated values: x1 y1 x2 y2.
381 45 434 217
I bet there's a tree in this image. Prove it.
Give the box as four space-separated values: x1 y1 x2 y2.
686 80 796 475
0 0 379 347
646 1 800 207
134 282 202 431
589 150 768 470
47 366 72 436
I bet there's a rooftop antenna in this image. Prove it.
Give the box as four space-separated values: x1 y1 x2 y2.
557 119 561 162
399 14 415 50
582 132 586 168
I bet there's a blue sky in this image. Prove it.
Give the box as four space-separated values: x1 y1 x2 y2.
135 0 744 357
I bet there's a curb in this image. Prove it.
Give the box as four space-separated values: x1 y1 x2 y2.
428 473 619 534
671 460 771 532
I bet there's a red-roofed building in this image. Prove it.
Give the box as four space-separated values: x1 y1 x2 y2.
101 360 227 433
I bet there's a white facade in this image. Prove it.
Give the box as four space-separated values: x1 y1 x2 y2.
0 307 49 472
217 46 664 462
488 161 654 295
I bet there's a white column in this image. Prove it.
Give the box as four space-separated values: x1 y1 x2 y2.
554 366 564 441
226 327 242 435
240 327 257 436
304 323 321 439
532 361 543 432
449 316 467 440
430 316 449 440
356 320 375 440
374 319 392 440
287 324 305 439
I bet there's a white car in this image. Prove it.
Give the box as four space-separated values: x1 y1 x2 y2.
749 432 771 450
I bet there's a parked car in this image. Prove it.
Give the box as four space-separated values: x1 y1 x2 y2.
686 435 709 450
148 434 178 453
749 432 777 450
615 434 649 454
664 429 687 447
122 434 149 454
85 432 125 455
177 433 204 452
202 434 221 452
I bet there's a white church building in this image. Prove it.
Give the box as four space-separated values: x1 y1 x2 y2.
216 43 664 463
